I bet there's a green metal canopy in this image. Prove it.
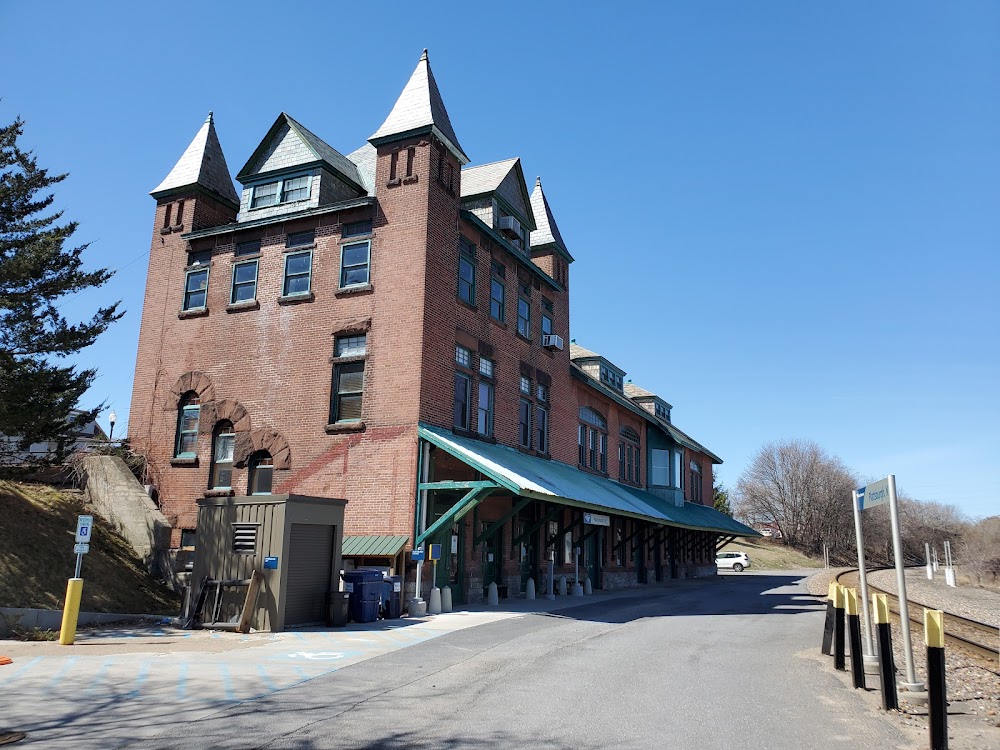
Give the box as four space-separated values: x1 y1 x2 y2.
418 423 757 537
341 535 409 557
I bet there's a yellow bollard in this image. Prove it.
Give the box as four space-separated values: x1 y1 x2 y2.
59 578 84 645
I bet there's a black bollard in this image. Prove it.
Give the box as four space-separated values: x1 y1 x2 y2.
847 587 865 689
833 584 846 671
821 581 836 655
873 593 898 710
926 609 947 750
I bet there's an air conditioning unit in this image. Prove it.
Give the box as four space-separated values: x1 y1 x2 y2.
542 334 564 351
497 215 521 240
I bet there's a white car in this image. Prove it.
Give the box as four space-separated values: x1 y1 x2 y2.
716 551 751 572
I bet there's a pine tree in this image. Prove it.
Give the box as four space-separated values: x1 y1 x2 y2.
0 116 122 466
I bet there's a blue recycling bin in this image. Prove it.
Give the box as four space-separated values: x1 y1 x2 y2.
343 569 383 623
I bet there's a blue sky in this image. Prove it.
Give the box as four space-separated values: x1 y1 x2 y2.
3 2 997 519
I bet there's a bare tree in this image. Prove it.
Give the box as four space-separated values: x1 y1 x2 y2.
734 439 856 555
960 516 1000 585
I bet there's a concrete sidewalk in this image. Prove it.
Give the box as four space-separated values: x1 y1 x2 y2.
0 573 814 749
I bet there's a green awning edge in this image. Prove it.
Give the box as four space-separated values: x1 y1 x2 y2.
342 535 409 557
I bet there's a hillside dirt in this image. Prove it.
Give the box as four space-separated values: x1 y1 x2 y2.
719 537 825 570
0 480 180 615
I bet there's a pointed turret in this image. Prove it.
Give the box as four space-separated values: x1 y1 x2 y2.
369 49 469 165
151 112 239 209
530 176 574 262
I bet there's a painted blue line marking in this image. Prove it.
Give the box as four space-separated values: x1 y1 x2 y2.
1 656 41 684
47 656 78 688
127 659 150 699
84 657 113 696
176 662 188 701
219 663 236 702
256 663 278 692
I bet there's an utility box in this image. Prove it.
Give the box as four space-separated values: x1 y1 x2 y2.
193 494 346 632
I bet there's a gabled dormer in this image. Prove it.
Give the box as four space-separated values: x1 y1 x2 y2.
461 157 536 254
235 113 367 222
570 342 626 394
624 382 672 423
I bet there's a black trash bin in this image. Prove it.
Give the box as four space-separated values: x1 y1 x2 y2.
343 569 383 623
328 591 350 627
382 575 402 619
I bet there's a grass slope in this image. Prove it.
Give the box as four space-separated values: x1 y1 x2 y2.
0 480 180 614
720 538 824 570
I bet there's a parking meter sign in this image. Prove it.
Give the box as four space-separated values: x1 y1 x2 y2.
75 515 94 543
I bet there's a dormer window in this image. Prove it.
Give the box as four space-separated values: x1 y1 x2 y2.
600 365 623 392
251 174 312 209
655 403 671 422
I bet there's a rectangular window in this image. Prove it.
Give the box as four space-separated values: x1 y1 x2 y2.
536 384 549 403
283 251 312 296
183 268 209 310
236 239 261 256
536 406 548 454
232 524 258 555
455 344 471 368
286 230 315 247
477 381 494 437
251 181 279 208
343 220 372 237
619 443 626 481
211 431 235 489
454 372 471 430
281 175 311 203
250 458 273 495
176 405 199 456
626 445 634 482
230 260 258 304
541 314 552 343
517 297 530 338
520 375 531 394
519 398 532 448
599 433 607 473
479 356 494 378
332 362 364 422
340 241 370 288
673 450 683 489
589 429 597 468
651 449 670 486
458 253 475 304
578 425 586 465
336 335 367 357
564 531 573 565
490 278 505 322
180 529 196 548
635 450 640 484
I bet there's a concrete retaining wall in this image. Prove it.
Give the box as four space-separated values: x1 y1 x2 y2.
81 455 173 584
0 607 171 637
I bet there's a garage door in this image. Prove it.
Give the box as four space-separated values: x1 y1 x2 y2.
284 523 334 627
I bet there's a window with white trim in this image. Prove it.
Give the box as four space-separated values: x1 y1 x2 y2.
455 345 472 368
209 421 235 490
251 175 312 209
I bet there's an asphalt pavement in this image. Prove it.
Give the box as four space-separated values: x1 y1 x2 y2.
1 571 918 749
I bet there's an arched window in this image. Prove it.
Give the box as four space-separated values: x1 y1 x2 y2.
248 451 274 495
578 407 607 474
209 421 235 490
175 392 200 457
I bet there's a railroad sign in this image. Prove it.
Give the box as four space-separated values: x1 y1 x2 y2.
429 543 442 560
263 556 278 569
74 543 90 555
75 515 94 543
411 548 425 562
857 478 890 510
583 513 610 526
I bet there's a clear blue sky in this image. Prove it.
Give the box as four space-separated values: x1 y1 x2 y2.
4 2 998 519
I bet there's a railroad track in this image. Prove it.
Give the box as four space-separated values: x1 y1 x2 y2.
836 568 999 663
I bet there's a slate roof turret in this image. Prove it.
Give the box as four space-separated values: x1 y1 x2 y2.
530 176 573 261
369 49 469 165
151 112 239 209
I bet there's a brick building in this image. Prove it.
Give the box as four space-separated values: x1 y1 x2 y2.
130 50 754 614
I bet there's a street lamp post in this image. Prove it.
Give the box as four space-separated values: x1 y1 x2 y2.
108 410 117 443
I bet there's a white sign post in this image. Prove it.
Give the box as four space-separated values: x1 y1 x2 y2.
885 475 923 691
73 515 93 578
850 489 877 668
